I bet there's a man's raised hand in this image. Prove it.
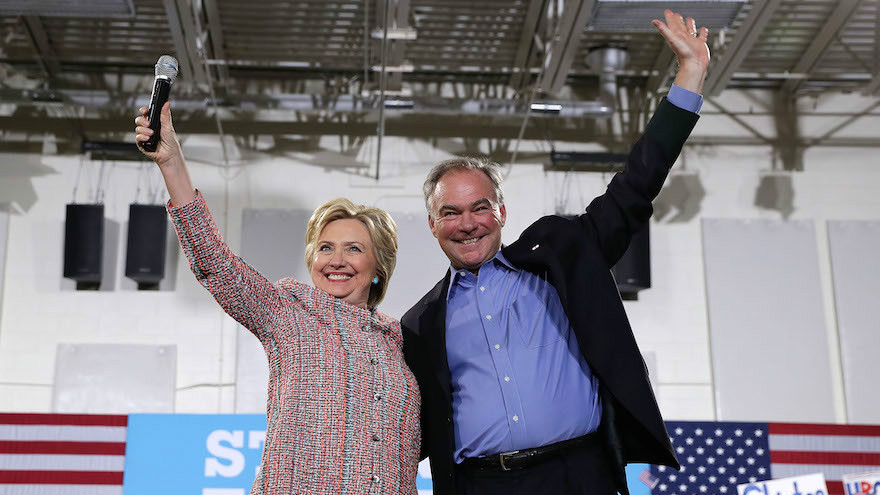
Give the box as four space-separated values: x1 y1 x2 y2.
652 9 710 94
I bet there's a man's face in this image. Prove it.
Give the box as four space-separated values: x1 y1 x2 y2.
428 169 506 272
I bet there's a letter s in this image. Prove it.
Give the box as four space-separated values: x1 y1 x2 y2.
204 430 245 477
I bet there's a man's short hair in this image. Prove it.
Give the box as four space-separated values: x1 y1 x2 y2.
423 157 505 215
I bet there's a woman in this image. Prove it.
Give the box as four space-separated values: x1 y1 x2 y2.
134 102 420 494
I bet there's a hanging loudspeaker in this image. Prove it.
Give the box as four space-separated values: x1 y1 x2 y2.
63 204 104 288
125 204 168 290
611 223 650 300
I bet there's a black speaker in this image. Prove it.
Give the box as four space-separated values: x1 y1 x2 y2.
63 204 104 287
125 204 168 289
611 223 650 300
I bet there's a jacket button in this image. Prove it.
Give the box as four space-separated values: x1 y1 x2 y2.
447 416 453 424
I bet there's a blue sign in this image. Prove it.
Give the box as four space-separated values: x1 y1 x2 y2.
123 414 267 495
123 414 435 494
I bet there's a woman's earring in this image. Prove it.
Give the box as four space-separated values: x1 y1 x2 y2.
372 277 379 285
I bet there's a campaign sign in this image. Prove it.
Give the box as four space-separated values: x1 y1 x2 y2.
843 470 880 495
737 473 828 495
123 414 267 495
123 414 436 495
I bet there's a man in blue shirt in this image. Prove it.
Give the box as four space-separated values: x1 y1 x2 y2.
401 10 710 495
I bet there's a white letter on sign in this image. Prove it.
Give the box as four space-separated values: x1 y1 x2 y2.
205 430 245 477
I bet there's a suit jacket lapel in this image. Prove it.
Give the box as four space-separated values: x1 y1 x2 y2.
421 271 453 398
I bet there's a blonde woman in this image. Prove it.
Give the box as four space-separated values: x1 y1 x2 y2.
134 102 420 494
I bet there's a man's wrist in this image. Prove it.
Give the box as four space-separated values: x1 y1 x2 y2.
672 64 708 95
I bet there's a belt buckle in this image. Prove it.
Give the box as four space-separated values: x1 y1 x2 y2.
498 450 520 471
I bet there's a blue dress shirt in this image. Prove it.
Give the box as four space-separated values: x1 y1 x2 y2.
445 85 700 462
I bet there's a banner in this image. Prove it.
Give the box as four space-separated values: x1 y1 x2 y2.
123 414 266 495
738 473 828 495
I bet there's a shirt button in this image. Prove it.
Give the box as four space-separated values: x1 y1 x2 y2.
371 475 380 482
480 286 485 292
372 434 380 442
370 358 378 365
504 376 510 382
494 344 500 350
485 314 492 320
373 393 382 401
512 415 519 422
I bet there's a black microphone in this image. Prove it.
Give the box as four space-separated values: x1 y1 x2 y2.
142 55 179 152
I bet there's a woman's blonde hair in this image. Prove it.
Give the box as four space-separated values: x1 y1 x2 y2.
304 198 398 308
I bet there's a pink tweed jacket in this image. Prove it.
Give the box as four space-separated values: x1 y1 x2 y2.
169 192 421 495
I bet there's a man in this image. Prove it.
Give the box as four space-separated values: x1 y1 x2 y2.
401 10 710 495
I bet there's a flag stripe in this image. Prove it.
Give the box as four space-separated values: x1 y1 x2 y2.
771 450 880 466
0 415 126 427
0 484 122 495
0 454 125 471
769 423 880 437
0 441 125 455
826 480 845 495
771 462 880 479
0 470 123 484
0 425 126 443
770 434 880 453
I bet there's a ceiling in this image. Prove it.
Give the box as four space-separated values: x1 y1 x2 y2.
0 0 878 153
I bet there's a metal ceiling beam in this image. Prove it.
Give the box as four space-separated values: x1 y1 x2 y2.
540 0 597 95
509 0 547 91
22 15 61 83
865 1 880 95
371 0 411 91
162 0 208 86
644 48 676 96
703 0 783 96
780 0 862 94
202 0 230 89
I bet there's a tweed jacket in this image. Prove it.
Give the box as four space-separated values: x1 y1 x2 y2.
401 98 698 495
169 193 421 495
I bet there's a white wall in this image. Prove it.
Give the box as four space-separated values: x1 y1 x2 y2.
1 88 878 421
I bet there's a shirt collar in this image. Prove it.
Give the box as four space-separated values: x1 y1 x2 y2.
445 249 517 301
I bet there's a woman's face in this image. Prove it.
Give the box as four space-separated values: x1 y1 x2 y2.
310 218 376 309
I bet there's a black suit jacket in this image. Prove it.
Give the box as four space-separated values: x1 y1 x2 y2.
401 99 698 495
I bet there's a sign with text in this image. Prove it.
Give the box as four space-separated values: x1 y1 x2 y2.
843 471 880 495
123 414 435 495
738 473 828 495
123 414 267 495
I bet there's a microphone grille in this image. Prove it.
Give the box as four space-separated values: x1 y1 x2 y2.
155 55 179 82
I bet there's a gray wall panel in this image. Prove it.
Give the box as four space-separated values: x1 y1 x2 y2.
53 343 176 413
236 209 310 413
0 204 7 316
381 212 450 320
827 220 880 423
702 219 834 422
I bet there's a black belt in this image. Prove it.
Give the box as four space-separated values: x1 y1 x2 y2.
458 431 601 472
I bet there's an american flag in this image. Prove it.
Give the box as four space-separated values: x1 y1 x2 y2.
650 421 880 495
0 413 127 495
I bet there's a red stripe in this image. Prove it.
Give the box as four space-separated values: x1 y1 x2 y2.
827 480 845 495
769 423 880 437
0 414 127 427
0 470 123 485
770 450 880 466
0 441 126 455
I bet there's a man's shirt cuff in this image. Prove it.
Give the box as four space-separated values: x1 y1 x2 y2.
667 84 703 114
